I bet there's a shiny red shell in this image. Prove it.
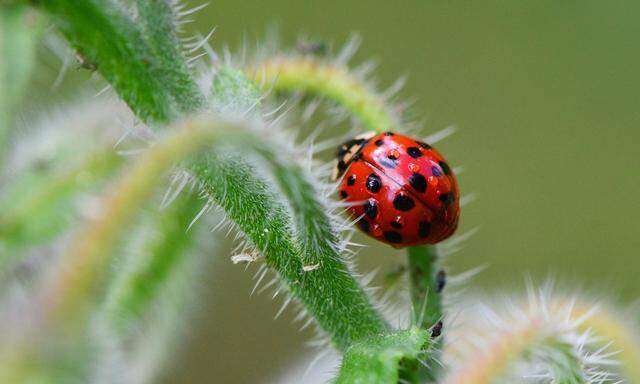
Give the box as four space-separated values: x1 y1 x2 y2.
336 132 460 247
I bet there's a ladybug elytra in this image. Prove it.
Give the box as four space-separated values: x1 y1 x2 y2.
335 131 460 247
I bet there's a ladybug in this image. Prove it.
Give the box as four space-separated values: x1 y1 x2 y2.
334 131 460 247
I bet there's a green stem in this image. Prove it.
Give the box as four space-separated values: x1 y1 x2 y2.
190 146 387 350
407 245 443 381
249 56 399 132
101 191 203 339
35 0 388 349
39 0 202 123
134 0 204 113
336 327 430 384
208 67 388 349
443 313 591 384
39 118 234 329
19 116 384 352
407 246 442 330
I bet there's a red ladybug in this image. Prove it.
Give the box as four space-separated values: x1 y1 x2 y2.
335 131 460 247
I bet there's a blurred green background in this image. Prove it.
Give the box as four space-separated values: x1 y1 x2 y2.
29 1 640 382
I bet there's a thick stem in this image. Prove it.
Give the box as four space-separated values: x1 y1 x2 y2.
336 328 430 384
134 0 204 113
208 67 389 349
39 0 203 123
15 116 384 352
189 150 388 350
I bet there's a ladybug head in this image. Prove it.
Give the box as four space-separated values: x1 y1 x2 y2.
332 131 375 180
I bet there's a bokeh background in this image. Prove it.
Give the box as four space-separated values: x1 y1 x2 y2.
28 1 639 382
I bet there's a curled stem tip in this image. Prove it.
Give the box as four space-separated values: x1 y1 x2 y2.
249 56 399 132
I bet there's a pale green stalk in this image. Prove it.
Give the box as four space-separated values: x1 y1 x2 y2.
249 56 399 132
0 4 41 164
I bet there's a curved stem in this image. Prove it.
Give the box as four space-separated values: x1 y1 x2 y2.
248 56 399 132
443 315 589 384
190 148 388 350
27 116 385 351
41 118 233 326
561 300 640 383
100 191 203 339
39 0 203 123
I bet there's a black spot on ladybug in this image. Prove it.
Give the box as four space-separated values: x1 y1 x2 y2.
390 220 403 229
358 219 369 233
340 190 348 199
347 174 356 186
439 192 455 205
431 321 443 338
374 139 384 146
407 147 422 158
366 174 381 193
363 200 378 219
387 151 399 161
418 221 431 238
393 193 415 211
417 141 432 150
342 137 366 150
378 157 398 169
384 132 395 136
384 231 403 243
431 165 442 177
408 173 427 193
436 270 446 293
439 161 452 175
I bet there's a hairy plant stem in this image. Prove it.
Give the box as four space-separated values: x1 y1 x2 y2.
444 312 590 384
561 300 640 382
249 55 445 379
39 0 203 123
34 0 388 353
336 327 430 384
208 66 389 349
134 0 204 112
18 116 383 353
249 56 399 132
